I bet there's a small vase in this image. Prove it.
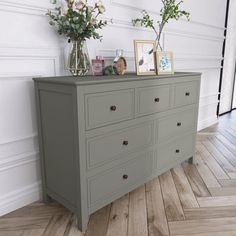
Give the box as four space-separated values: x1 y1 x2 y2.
67 40 91 76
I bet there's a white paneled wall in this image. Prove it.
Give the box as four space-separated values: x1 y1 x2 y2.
0 0 226 215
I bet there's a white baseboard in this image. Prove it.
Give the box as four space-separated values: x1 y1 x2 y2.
198 116 218 131
0 181 42 216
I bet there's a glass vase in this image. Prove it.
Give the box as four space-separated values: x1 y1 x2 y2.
67 40 91 76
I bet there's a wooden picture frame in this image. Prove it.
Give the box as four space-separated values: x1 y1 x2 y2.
156 51 174 75
134 40 156 75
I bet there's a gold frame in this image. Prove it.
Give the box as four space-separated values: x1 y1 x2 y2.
156 51 174 75
134 40 156 76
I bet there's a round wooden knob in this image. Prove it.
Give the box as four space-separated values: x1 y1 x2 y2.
154 97 160 102
177 122 182 127
123 174 128 180
185 92 190 96
110 105 117 111
123 140 129 146
176 149 180 153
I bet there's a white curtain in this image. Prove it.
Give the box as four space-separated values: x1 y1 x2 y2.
220 0 236 114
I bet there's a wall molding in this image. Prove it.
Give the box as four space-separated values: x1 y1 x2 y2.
5 0 224 35
110 0 226 31
0 133 37 146
98 49 223 61
199 94 219 108
174 53 223 61
163 30 224 43
98 48 223 71
0 46 60 57
0 0 51 15
105 17 225 42
198 116 218 131
0 75 42 80
0 181 42 216
0 151 39 172
177 66 222 71
0 47 60 76
0 0 225 42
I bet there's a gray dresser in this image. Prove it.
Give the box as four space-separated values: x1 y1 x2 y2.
33 72 201 231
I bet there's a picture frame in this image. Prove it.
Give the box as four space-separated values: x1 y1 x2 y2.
156 51 174 75
134 40 156 75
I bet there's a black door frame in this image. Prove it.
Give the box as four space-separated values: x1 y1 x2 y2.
230 64 236 110
217 0 231 116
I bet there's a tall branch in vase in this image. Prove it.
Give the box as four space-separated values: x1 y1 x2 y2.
132 0 190 51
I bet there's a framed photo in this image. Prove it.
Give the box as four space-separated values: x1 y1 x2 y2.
134 40 156 75
156 51 174 75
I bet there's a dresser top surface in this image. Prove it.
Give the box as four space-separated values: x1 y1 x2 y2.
33 72 201 86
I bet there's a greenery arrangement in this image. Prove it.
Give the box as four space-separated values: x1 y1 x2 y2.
132 0 190 51
47 0 107 42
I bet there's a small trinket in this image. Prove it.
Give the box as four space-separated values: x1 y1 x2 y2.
92 56 105 76
113 49 127 75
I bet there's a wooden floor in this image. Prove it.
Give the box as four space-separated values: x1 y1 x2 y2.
2 112 236 236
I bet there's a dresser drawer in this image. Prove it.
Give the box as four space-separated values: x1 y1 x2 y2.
137 85 171 116
87 121 154 169
85 89 134 129
157 109 196 142
156 134 194 171
88 151 152 206
174 81 198 107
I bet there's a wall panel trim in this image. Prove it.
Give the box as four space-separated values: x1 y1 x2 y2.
110 0 226 31
0 47 60 76
0 181 42 216
0 151 39 172
104 17 225 42
0 133 37 145
198 115 218 131
0 0 52 15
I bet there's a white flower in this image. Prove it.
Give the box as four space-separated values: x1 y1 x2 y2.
95 0 103 7
75 0 86 5
74 0 87 10
61 1 69 14
87 6 93 13
75 2 84 10
62 5 69 14
133 21 141 27
81 0 87 4
74 0 87 11
90 18 97 25
98 5 105 14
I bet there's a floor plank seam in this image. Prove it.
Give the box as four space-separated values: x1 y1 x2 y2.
199 141 231 180
202 139 235 180
158 176 171 236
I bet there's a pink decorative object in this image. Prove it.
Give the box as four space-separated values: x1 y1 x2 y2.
92 56 104 76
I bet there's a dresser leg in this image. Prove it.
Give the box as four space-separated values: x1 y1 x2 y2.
188 156 193 164
77 214 89 233
42 192 53 203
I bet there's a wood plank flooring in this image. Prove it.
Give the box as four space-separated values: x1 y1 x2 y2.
2 112 236 235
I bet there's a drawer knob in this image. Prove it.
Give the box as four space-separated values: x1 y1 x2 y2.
185 92 190 96
154 97 160 103
123 140 129 146
177 122 182 127
176 149 180 153
110 105 117 111
123 174 128 180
